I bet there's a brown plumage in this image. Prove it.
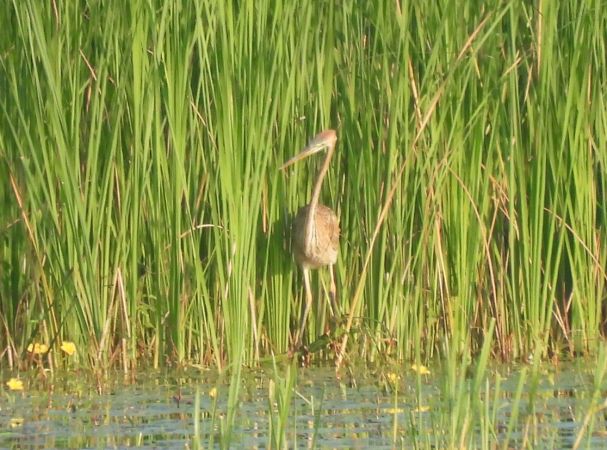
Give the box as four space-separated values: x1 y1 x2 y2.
280 129 340 346
292 204 339 269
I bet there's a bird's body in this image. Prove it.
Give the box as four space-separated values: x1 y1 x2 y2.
292 203 339 269
280 129 340 348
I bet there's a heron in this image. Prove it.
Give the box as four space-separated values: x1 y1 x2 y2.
280 129 340 347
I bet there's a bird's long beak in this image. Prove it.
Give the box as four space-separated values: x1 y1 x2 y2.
279 142 326 170
279 130 337 171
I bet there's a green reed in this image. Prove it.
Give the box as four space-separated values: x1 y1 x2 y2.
1 0 606 370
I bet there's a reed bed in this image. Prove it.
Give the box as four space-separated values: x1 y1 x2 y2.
1 0 606 371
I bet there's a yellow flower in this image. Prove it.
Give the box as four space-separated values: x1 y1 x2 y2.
412 405 430 413
6 378 24 391
27 343 49 354
10 417 24 427
385 407 404 414
60 341 77 356
209 387 218 399
411 364 431 375
386 372 400 384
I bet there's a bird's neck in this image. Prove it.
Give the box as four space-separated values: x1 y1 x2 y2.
308 147 333 215
304 148 333 251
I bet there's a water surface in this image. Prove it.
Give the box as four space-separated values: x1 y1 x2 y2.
1 360 606 448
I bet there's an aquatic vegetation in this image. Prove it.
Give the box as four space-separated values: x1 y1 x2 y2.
2 352 607 448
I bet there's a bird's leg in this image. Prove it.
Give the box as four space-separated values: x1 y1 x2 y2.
294 267 313 348
329 264 339 318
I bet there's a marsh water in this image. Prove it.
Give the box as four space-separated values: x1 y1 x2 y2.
2 360 607 449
